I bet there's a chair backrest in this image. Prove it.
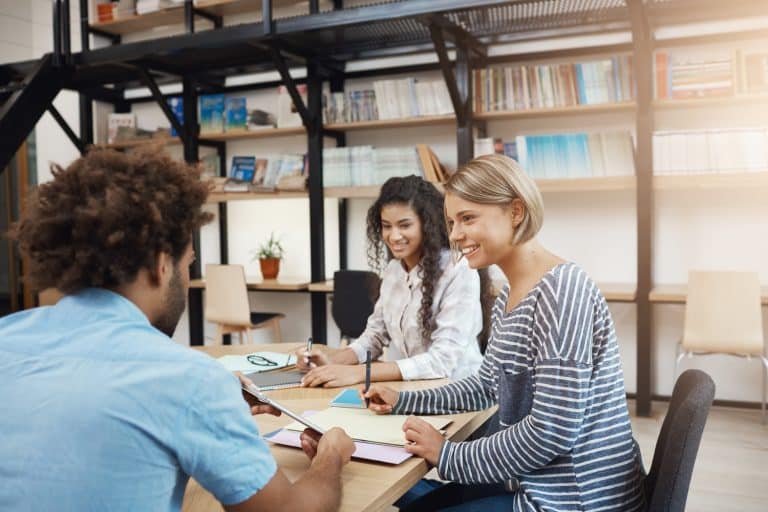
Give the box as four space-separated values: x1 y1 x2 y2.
204 264 251 326
332 270 381 339
683 271 763 354
644 369 715 512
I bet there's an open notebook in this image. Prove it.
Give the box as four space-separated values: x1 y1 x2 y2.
283 407 452 446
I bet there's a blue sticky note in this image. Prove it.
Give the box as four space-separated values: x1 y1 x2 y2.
330 388 365 408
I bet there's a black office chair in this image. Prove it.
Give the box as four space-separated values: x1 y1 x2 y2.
332 270 381 344
644 369 715 512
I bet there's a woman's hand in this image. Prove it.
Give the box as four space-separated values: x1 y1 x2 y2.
402 416 445 466
295 347 331 372
301 364 363 388
362 384 399 414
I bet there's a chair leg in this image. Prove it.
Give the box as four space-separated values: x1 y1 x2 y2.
761 356 768 425
271 318 283 343
214 324 224 346
674 342 686 386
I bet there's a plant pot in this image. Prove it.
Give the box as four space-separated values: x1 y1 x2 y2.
259 257 281 279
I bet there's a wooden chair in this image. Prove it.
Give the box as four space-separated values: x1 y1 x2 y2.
675 270 767 422
204 264 284 345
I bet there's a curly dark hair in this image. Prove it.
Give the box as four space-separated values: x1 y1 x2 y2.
9 146 213 294
366 175 491 349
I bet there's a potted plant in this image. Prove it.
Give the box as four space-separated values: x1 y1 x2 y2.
254 232 285 279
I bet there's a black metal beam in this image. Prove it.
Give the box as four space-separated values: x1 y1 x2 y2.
422 14 486 62
47 104 86 154
79 0 93 146
307 61 326 343
52 1 62 67
262 0 273 35
430 24 465 125
628 0 654 418
269 46 313 127
135 68 188 147
87 25 121 44
0 55 62 175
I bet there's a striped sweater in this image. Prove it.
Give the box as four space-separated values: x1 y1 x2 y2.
393 263 646 511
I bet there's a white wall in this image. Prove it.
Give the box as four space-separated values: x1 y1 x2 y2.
4 3 768 402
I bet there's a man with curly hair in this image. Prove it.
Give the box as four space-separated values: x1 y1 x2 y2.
0 148 354 512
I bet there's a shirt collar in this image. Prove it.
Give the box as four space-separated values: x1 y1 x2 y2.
58 288 152 327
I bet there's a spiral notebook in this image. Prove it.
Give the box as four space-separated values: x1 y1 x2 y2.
245 369 304 390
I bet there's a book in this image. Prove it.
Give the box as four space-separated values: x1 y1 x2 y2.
245 369 304 391
107 113 136 144
224 97 248 132
229 156 256 182
167 96 184 136
199 94 225 134
283 407 452 447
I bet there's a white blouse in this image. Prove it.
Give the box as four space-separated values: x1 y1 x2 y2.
348 250 483 381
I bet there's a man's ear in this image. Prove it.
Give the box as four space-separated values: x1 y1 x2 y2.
148 252 172 287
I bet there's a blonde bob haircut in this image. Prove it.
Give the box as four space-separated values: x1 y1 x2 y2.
445 153 544 245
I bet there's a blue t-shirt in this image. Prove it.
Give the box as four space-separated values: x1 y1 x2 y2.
0 289 277 511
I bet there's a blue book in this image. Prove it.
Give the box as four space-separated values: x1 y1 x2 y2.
225 96 247 131
167 96 184 136
199 94 225 133
330 388 365 409
229 156 256 182
575 64 587 105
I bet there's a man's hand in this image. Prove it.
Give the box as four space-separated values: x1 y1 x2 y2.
362 384 399 414
301 427 355 464
402 417 444 466
236 373 281 416
301 365 363 388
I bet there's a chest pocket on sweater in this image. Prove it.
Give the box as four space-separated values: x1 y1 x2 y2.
497 369 534 427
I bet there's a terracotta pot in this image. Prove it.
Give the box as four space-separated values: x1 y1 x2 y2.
259 257 281 279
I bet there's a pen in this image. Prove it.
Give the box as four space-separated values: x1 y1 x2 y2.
364 350 371 408
305 336 313 366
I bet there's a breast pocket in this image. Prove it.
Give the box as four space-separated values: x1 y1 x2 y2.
497 369 534 427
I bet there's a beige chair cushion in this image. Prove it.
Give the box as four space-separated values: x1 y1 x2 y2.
682 271 764 355
204 264 251 327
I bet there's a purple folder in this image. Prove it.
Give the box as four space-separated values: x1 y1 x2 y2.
263 411 413 465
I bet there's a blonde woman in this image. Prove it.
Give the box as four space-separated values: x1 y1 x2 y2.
365 155 645 511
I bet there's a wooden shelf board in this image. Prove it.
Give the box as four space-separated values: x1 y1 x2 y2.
324 186 380 198
201 127 306 141
325 177 636 198
650 284 768 305
653 172 768 190
536 176 636 192
207 190 308 202
653 94 768 110
597 282 637 302
474 102 636 121
190 277 310 291
102 137 181 149
308 280 334 293
325 114 456 131
91 6 186 35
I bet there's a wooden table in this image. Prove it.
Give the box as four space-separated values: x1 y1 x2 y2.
182 343 496 512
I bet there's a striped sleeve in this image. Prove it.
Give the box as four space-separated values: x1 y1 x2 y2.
392 374 495 415
438 359 591 482
438 266 596 482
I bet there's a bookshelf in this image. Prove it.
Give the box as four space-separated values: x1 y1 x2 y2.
649 284 768 305
325 114 456 131
201 127 306 141
206 190 308 203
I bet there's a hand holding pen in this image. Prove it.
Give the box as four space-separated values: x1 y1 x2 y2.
295 337 330 372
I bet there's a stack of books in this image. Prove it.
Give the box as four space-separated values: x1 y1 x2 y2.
655 50 734 99
323 145 445 187
653 128 768 174
473 56 635 112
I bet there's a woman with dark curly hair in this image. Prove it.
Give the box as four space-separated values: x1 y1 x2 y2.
298 175 493 388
